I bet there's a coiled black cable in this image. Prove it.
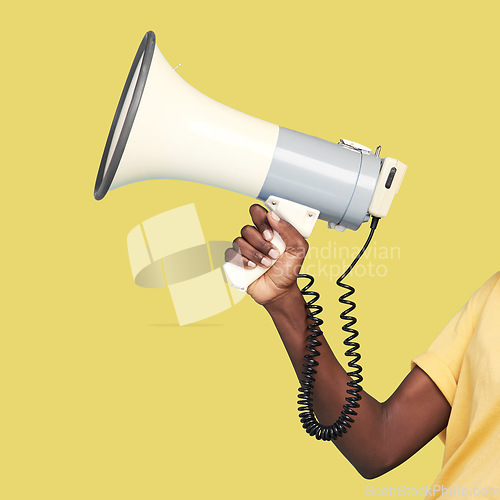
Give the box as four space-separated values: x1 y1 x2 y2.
297 216 380 441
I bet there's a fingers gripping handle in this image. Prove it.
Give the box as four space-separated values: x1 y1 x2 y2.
223 196 320 292
223 231 286 292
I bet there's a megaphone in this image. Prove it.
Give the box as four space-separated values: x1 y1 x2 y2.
94 31 407 292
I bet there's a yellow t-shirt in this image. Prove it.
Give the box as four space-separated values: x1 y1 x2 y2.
411 272 500 498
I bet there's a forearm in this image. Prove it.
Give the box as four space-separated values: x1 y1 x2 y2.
264 284 390 479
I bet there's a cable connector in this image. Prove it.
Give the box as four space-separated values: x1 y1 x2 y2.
370 216 380 230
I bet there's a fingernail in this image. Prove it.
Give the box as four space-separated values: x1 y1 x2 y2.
248 261 256 268
270 212 280 221
268 249 280 259
261 257 272 267
263 229 273 241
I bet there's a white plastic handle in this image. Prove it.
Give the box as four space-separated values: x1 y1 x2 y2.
222 197 319 292
223 231 286 292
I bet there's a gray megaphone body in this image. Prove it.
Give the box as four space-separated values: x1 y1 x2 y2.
94 31 407 292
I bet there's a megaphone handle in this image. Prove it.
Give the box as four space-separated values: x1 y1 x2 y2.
222 230 286 292
223 196 320 292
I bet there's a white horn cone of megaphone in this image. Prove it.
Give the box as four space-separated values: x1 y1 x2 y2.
94 31 279 201
95 31 407 235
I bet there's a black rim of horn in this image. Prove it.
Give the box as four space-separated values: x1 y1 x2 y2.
94 31 156 200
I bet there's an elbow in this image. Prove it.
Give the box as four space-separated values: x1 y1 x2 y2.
358 466 390 480
353 420 400 479
353 449 399 480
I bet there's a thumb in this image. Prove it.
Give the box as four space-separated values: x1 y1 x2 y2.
266 211 309 258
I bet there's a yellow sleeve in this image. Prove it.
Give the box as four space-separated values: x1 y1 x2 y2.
411 273 499 407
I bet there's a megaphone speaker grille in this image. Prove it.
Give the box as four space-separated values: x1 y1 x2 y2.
94 31 156 200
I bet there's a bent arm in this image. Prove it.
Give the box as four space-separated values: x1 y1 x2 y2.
265 285 451 479
226 204 451 479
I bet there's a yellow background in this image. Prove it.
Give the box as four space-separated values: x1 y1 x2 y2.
1 1 499 498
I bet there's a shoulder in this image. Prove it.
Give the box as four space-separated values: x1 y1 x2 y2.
467 271 500 310
489 271 500 288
